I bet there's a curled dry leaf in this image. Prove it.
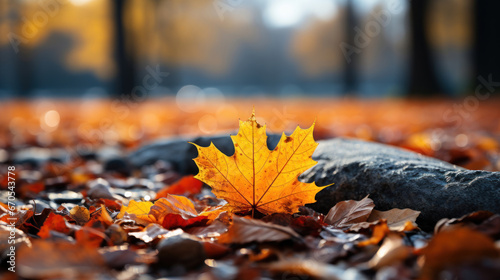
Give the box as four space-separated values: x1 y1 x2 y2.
192 111 327 215
218 216 301 244
367 208 421 231
324 195 375 228
70 205 90 225
149 194 209 229
129 223 170 243
149 194 199 224
368 233 412 269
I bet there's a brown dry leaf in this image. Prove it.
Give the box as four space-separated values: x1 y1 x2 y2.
218 216 301 244
192 111 327 215
368 233 412 269
129 223 170 243
324 195 375 228
434 211 494 233
70 205 90 225
367 208 421 231
420 227 499 280
18 240 104 278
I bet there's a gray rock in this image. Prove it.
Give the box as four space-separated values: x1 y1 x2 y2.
300 138 500 230
128 134 282 173
87 178 115 200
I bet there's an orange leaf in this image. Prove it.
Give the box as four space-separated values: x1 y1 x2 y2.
116 200 155 225
75 219 106 248
324 196 374 228
148 194 199 225
155 175 203 199
357 221 390 247
38 212 71 239
192 110 327 215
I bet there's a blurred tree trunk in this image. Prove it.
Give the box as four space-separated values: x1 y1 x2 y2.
113 0 135 97
474 1 500 96
408 0 442 97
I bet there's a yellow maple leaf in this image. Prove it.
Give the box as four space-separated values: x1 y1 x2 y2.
116 200 155 225
192 111 327 215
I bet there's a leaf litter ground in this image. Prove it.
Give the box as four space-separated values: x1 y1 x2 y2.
1 109 500 279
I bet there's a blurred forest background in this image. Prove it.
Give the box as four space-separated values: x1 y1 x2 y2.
1 0 499 99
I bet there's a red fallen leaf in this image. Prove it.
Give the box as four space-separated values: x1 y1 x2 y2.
202 241 230 259
155 175 203 199
290 216 323 237
75 219 106 248
19 181 45 197
38 212 71 239
162 213 209 230
92 198 122 212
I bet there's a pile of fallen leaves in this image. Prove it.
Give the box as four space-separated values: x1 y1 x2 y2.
1 112 500 279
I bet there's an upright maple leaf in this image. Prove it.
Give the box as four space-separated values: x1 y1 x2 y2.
192 111 326 215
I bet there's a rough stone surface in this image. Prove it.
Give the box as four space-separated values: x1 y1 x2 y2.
300 138 500 230
129 135 500 230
